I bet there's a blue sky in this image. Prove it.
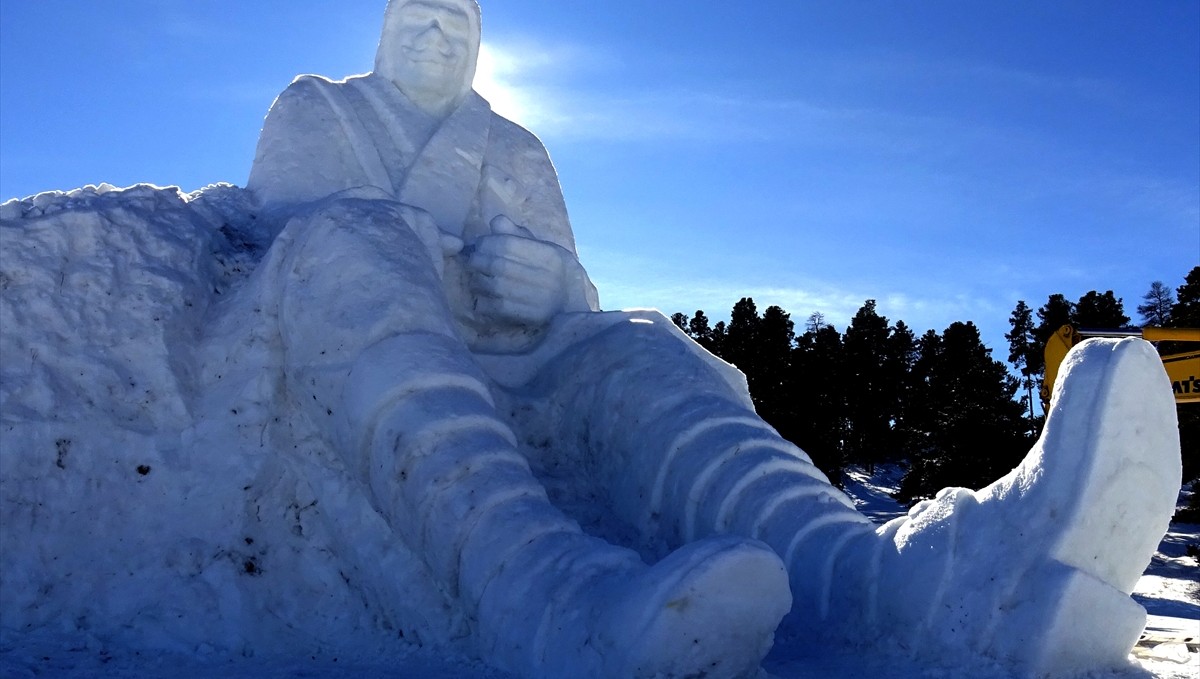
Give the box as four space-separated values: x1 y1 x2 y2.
2 1 1197 354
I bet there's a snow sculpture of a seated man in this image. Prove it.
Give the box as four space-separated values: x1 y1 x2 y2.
242 0 1182 676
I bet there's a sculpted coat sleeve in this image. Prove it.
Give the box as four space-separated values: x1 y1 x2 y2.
478 115 600 313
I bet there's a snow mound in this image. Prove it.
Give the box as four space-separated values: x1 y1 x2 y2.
1 186 470 662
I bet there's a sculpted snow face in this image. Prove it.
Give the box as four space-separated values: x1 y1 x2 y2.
376 0 481 115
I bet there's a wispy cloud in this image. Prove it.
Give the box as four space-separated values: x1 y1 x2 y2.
596 277 867 323
1083 173 1200 230
584 246 1010 334
471 40 1047 157
158 14 232 42
835 52 1124 104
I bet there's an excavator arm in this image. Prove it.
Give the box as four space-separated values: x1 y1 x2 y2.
1041 325 1200 408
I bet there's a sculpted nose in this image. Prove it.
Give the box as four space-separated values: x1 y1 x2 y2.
414 20 452 52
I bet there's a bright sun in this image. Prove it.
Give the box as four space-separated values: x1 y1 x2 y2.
473 43 530 126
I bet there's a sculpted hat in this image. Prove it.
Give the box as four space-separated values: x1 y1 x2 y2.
376 0 482 99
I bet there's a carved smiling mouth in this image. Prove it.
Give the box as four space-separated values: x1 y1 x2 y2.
403 47 458 64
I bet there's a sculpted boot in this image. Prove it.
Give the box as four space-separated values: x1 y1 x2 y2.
809 338 1181 674
342 333 792 678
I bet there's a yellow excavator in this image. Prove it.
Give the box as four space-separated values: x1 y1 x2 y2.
1041 326 1200 408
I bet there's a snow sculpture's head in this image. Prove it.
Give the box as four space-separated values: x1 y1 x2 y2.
376 0 482 116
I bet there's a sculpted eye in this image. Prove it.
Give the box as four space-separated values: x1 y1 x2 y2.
399 7 436 26
398 4 469 33
442 16 469 33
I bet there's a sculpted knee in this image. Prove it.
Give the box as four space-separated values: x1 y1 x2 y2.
584 312 753 409
292 193 451 271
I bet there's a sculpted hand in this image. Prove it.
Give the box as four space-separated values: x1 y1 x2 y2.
466 215 576 328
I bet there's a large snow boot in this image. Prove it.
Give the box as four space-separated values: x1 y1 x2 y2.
810 338 1181 675
341 333 791 678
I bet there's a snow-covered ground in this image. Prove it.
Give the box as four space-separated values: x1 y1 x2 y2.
2 463 1194 678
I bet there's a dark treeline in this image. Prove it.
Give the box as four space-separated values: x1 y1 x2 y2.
672 266 1199 507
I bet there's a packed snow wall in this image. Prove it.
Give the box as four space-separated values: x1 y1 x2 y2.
0 185 470 659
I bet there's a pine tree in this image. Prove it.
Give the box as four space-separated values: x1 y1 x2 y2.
686 310 716 352
884 320 919 459
709 320 728 357
1074 290 1130 328
1170 266 1200 328
1168 267 1200 488
805 311 829 334
843 300 893 472
670 312 689 332
754 305 795 428
1005 300 1040 435
896 329 942 503
1137 281 1175 327
896 323 1027 504
792 324 848 484
724 298 761 386
1031 293 1075 392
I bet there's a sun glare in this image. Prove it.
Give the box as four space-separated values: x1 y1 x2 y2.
474 43 532 126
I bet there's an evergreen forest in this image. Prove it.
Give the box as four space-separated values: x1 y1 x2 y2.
670 266 1200 514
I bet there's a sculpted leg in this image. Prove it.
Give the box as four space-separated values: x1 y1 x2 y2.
530 317 869 620
532 313 1179 674
274 202 789 677
529 314 868 557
